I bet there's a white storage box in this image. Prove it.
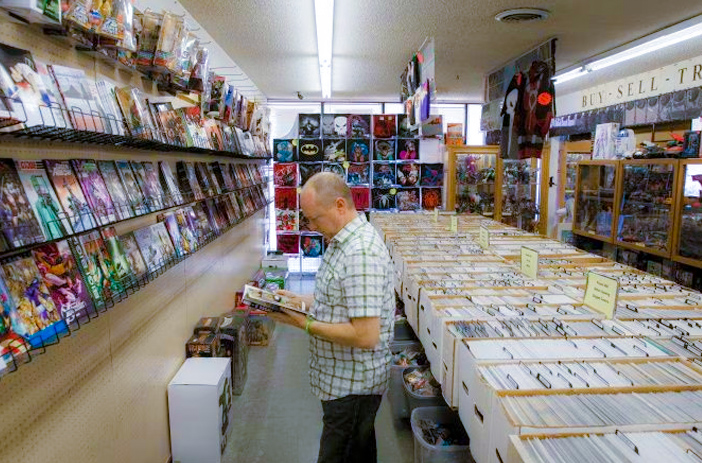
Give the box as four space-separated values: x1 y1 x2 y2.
168 358 233 463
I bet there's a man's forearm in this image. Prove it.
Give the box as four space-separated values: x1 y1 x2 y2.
307 317 380 350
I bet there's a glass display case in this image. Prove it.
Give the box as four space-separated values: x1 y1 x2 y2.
675 159 702 267
501 158 541 233
615 159 678 257
562 152 592 223
454 152 497 216
573 161 619 242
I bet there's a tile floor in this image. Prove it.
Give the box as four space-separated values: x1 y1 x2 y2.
223 275 415 463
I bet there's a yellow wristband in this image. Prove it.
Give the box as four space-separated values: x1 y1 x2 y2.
305 316 314 335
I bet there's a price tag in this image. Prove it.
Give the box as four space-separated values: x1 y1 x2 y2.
450 216 458 232
342 161 350 169
520 247 539 279
390 188 397 195
478 225 489 249
433 208 439 222
584 272 619 319
297 187 302 194
292 139 299 146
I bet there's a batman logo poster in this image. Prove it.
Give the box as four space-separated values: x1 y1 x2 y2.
298 139 323 161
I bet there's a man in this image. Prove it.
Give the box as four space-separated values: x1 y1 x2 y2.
269 172 394 463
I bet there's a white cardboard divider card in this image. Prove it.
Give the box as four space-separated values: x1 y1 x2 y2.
584 272 620 319
479 225 489 249
520 246 539 279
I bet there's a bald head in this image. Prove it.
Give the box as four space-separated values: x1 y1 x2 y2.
302 172 354 209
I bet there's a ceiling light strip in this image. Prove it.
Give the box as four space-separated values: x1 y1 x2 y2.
314 0 334 99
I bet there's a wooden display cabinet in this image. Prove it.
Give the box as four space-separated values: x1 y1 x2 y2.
615 159 680 258
673 159 702 269
572 160 620 243
445 145 500 216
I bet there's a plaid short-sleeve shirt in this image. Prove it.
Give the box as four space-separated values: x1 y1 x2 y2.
309 214 395 401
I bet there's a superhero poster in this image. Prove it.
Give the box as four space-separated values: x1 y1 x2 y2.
44 159 98 233
346 115 371 138
396 188 420 211
274 188 298 210
372 189 396 210
346 163 369 186
372 115 397 138
397 139 419 160
273 139 296 163
15 159 72 241
0 254 68 348
299 163 323 187
299 114 320 137
421 163 444 186
397 162 420 187
347 139 370 162
71 159 117 225
118 232 148 279
373 163 395 187
322 163 345 178
115 160 149 215
276 209 298 232
32 240 95 324
0 158 45 250
374 139 395 161
322 114 349 138
350 187 370 211
300 234 323 258
276 233 300 254
97 160 134 221
298 139 324 162
421 188 443 210
79 230 124 299
323 139 346 162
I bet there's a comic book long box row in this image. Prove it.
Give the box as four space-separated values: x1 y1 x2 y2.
0 157 267 376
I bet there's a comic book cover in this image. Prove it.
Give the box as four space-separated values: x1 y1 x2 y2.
129 161 154 210
79 230 125 298
160 212 185 257
420 163 444 186
115 160 149 215
397 114 417 137
237 164 252 187
96 160 133 221
118 232 148 279
159 160 183 206
1 254 67 348
114 86 151 139
0 274 31 370
33 60 69 128
298 139 324 162
12 159 68 243
227 192 243 221
372 189 396 210
346 163 369 185
217 162 236 192
71 159 117 225
32 240 95 324
299 163 323 187
396 188 420 211
210 162 228 192
101 226 134 287
323 114 349 138
220 196 238 225
299 114 320 137
373 162 395 187
274 163 298 187
194 162 214 197
44 159 98 233
276 233 299 254
397 139 419 160
300 234 323 258
203 119 224 151
251 164 264 184
374 139 395 161
206 163 222 195
174 209 198 253
323 139 346 162
182 107 211 149
273 139 296 162
65 236 103 305
157 110 188 147
347 115 371 138
134 223 176 273
93 80 125 136
276 209 298 232
202 198 224 232
347 139 370 162
350 187 370 211
397 162 420 187
229 164 242 189
373 115 396 138
274 188 297 210
185 204 213 245
421 188 442 210
141 162 166 210
49 64 101 131
176 161 203 202
323 162 345 178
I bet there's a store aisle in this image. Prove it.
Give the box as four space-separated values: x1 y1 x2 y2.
224 277 414 463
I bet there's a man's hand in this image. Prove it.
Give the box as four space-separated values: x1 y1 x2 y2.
275 289 314 309
267 307 307 329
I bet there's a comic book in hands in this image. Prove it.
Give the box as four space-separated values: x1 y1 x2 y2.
243 284 307 314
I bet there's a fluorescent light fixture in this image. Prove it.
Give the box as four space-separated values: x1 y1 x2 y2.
314 0 334 98
553 16 702 85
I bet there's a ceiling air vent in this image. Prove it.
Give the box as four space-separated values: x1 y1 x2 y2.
495 8 550 23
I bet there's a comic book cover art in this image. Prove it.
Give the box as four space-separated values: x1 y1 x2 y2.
49 64 103 132
115 160 149 215
210 162 228 192
141 162 166 210
176 161 203 202
350 187 370 211
300 163 323 187
101 226 134 287
44 159 98 233
0 274 31 369
13 159 70 242
276 209 298 232
300 234 323 258
422 188 443 210
347 139 370 162
71 159 117 226
215 162 235 191
129 161 158 211
96 160 133 221
396 188 420 211
298 139 324 162
159 160 183 206
398 139 419 160
0 159 44 250
1 254 67 348
32 241 95 324
158 110 188 146
398 114 417 137
372 189 396 210
188 203 215 244
322 114 348 138
215 196 235 227
323 139 346 162
202 198 223 232
203 119 224 151
275 188 297 210
118 232 148 279
228 192 244 220
397 162 420 187
347 114 371 138
134 223 176 273
299 114 320 137
299 210 312 232
174 209 198 254
323 163 345 178
160 212 185 257
273 139 296 162
206 163 222 195
373 163 395 187
276 233 300 254
229 164 243 188
373 115 397 138
194 162 214 197
114 86 151 139
421 163 444 186
274 163 298 187
346 163 369 185
374 139 395 161
79 230 125 298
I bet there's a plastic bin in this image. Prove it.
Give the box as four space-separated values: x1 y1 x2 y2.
389 343 428 420
394 317 417 341
410 406 471 463
391 339 422 354
403 367 445 413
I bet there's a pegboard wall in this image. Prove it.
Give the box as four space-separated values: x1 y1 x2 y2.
0 15 267 463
